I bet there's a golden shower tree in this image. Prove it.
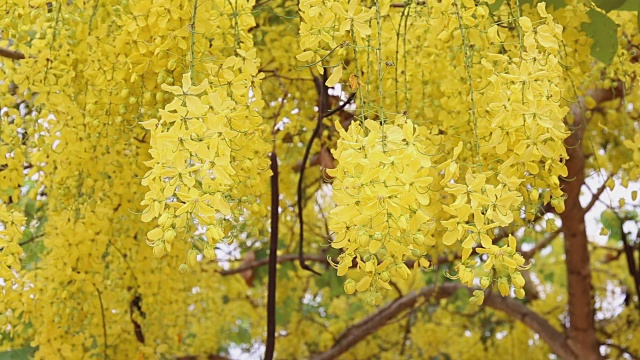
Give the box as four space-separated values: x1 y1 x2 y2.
0 0 639 359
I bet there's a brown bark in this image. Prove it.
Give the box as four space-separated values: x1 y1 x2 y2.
0 47 25 60
218 254 328 276
219 253 461 277
311 283 575 360
175 355 230 360
560 87 620 360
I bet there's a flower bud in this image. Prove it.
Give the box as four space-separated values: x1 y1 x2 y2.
511 271 525 289
187 250 199 267
153 242 165 258
163 228 177 243
203 246 216 260
498 278 510 296
344 279 356 294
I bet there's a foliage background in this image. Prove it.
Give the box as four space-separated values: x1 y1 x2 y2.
0 0 639 359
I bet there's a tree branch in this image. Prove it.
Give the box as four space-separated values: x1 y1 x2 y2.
322 92 356 118
399 308 416 356
265 151 280 360
218 254 327 275
559 86 621 359
582 175 611 215
620 225 640 311
296 75 327 276
175 355 231 360
0 47 25 60
310 283 575 360
219 248 510 278
522 229 562 260
600 342 640 360
129 293 145 344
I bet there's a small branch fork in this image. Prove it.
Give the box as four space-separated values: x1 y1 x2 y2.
522 229 562 260
309 283 576 360
219 254 327 275
619 221 640 312
582 175 612 215
296 73 355 276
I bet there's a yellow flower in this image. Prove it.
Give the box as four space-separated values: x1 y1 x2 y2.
331 0 374 37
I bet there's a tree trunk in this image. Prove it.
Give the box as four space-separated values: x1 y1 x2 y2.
559 92 615 360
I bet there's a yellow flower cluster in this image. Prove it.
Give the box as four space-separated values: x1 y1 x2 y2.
442 2 569 298
140 4 271 260
324 1 571 301
328 118 437 303
623 133 640 180
0 205 25 278
2 0 272 357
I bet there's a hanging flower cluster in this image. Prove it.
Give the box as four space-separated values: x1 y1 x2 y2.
0 205 25 278
437 2 569 301
140 2 271 260
325 1 571 302
328 117 439 303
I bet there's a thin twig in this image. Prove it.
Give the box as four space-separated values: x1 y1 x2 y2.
297 75 327 276
522 229 562 260
92 283 108 360
260 69 314 82
600 343 640 360
18 232 45 246
620 225 640 312
399 308 416 356
323 92 357 118
582 175 611 215
295 83 354 275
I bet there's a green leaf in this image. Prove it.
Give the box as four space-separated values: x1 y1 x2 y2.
22 232 45 268
518 0 533 8
24 198 36 225
487 0 504 13
601 209 622 231
449 286 473 311
617 0 639 11
601 209 623 241
252 248 269 285
545 0 567 9
637 0 640 36
315 269 344 298
253 250 296 285
277 261 296 280
593 0 626 12
1 188 14 197
347 301 365 317
275 297 296 326
231 324 252 344
582 9 619 65
0 346 37 360
517 0 566 10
